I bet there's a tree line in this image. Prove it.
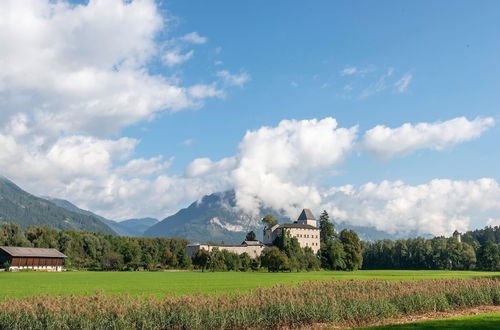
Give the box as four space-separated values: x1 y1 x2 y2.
191 212 364 272
362 226 500 271
1 218 497 272
0 223 191 270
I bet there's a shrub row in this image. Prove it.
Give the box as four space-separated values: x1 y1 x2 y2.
0 278 498 329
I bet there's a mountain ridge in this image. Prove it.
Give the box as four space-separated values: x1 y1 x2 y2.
0 177 116 235
45 197 158 237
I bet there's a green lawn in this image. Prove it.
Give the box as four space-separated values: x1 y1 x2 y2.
359 312 500 329
0 270 498 299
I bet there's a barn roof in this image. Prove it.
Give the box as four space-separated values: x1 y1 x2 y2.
297 209 315 221
0 246 67 258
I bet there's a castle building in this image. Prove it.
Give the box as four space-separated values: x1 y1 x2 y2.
263 209 321 254
185 240 265 258
186 208 322 257
452 230 462 243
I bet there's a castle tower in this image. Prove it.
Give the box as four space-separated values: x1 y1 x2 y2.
452 230 462 243
296 209 317 227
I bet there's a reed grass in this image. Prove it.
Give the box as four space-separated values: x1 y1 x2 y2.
0 277 498 329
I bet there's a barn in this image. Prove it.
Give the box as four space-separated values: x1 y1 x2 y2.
0 246 67 272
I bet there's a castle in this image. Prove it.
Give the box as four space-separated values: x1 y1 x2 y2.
263 209 321 253
185 208 321 257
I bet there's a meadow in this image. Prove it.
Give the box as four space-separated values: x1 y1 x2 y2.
360 312 500 329
0 277 498 329
1 270 500 298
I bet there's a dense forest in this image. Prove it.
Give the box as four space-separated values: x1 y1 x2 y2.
362 226 500 271
0 217 498 272
0 223 190 270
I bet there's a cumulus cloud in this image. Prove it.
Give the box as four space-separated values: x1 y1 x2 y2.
0 0 221 137
362 117 495 159
394 73 412 93
231 118 358 215
0 0 235 219
162 49 194 67
217 70 250 87
180 32 207 44
322 178 500 236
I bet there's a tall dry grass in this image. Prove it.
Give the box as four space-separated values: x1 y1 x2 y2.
0 278 498 329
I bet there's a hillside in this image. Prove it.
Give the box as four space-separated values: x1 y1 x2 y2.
144 191 280 243
0 177 116 235
46 197 158 237
144 190 413 243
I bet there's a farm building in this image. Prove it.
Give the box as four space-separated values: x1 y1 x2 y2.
0 246 67 272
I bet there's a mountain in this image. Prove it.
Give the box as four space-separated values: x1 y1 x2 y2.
144 190 413 244
144 191 282 243
118 218 159 236
0 177 116 235
46 197 158 237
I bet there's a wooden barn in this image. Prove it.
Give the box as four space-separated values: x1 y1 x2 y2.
0 246 67 272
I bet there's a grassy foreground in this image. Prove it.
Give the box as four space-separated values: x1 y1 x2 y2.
0 278 498 329
360 312 500 329
1 270 499 298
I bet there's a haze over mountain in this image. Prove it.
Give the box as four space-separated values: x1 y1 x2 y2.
46 197 158 237
144 190 421 244
0 177 116 235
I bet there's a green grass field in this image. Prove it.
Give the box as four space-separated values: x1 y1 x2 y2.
0 269 499 299
359 312 500 329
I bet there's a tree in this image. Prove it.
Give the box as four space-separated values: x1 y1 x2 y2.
260 247 289 272
100 252 123 271
319 210 336 244
245 231 257 241
262 215 278 228
207 248 226 271
321 240 346 270
339 229 363 271
303 247 320 270
192 249 210 271
477 241 500 270
177 249 192 269
239 253 252 271
161 247 177 268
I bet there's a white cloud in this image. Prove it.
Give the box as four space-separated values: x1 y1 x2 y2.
217 70 250 87
486 218 500 227
231 118 358 215
360 68 394 99
116 156 173 178
181 138 194 146
0 0 240 220
162 49 194 67
186 157 237 178
341 66 357 75
362 117 495 159
180 32 207 44
322 178 500 236
0 0 221 137
394 73 412 93
188 84 224 99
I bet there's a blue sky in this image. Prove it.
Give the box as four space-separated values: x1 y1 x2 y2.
126 0 500 184
0 0 499 235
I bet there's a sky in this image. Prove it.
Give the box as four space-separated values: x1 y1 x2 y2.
0 0 499 236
